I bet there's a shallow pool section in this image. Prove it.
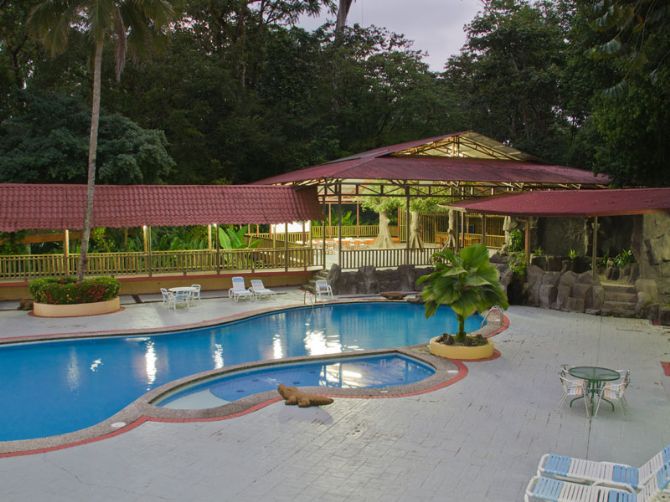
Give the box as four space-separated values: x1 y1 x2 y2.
0 302 481 441
158 354 435 409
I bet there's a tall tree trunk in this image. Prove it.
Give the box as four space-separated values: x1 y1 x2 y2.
336 0 354 34
78 39 104 282
408 210 423 249
372 212 393 248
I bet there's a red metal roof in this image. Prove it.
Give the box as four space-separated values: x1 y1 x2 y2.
255 156 610 185
0 184 322 231
449 188 670 217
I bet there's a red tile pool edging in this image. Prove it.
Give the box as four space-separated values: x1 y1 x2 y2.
0 304 510 458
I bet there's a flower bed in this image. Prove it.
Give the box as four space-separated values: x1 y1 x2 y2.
29 277 121 317
29 276 119 305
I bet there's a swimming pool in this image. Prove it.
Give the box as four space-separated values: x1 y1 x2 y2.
0 302 481 441
158 354 436 409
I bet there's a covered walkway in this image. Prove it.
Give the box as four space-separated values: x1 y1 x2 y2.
0 184 323 289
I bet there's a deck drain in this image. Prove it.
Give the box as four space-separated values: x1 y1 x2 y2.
110 422 127 429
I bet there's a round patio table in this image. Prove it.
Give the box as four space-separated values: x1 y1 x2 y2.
568 366 620 417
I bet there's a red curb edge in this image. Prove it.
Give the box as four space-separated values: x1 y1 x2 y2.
0 362 469 459
662 361 670 377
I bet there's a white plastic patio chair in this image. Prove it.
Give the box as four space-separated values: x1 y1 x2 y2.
160 288 171 306
480 305 504 328
558 375 586 407
599 369 630 414
171 289 191 310
189 284 201 303
228 277 253 302
249 279 276 299
537 443 670 493
315 279 333 301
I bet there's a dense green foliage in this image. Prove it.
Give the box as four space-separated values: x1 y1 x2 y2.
0 0 668 187
0 93 175 183
29 276 120 304
419 244 509 343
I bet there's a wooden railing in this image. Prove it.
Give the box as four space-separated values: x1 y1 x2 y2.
0 248 323 280
312 225 379 238
339 248 437 270
463 233 506 248
251 233 307 245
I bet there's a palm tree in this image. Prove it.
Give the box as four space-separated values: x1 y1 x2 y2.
418 244 509 344
28 0 174 281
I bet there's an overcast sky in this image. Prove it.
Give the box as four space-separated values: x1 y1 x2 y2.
299 0 483 71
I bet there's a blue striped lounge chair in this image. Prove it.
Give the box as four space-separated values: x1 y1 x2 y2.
537 444 670 492
525 463 670 501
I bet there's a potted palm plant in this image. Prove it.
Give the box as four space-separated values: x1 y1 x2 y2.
418 244 509 360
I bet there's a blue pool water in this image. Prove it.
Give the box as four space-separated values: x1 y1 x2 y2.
158 354 435 408
0 302 481 441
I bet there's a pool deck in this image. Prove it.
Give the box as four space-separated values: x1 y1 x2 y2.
1 291 669 501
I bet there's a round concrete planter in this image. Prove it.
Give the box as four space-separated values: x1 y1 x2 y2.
428 336 495 360
33 297 121 318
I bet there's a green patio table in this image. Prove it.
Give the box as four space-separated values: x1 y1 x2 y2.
568 366 620 417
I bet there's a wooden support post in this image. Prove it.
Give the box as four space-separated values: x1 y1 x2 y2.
63 229 70 275
302 221 307 271
284 222 289 272
322 216 327 270
524 219 531 266
148 226 153 277
482 214 487 248
207 224 212 250
328 203 332 237
592 216 599 280
460 212 465 248
405 185 410 265
454 211 460 252
215 224 221 274
356 202 360 237
337 187 343 267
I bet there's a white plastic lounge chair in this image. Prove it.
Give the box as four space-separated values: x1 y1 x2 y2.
250 279 276 299
525 475 632 501
190 284 201 303
537 444 670 492
526 463 670 501
315 279 333 301
228 277 253 302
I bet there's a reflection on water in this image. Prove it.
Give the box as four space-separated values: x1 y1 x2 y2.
304 329 342 356
145 341 157 387
66 348 80 391
1 302 480 441
212 343 224 369
272 336 283 359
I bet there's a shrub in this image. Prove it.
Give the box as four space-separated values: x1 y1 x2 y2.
29 276 120 305
613 249 634 268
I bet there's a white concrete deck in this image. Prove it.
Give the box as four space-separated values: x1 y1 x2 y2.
0 294 669 501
